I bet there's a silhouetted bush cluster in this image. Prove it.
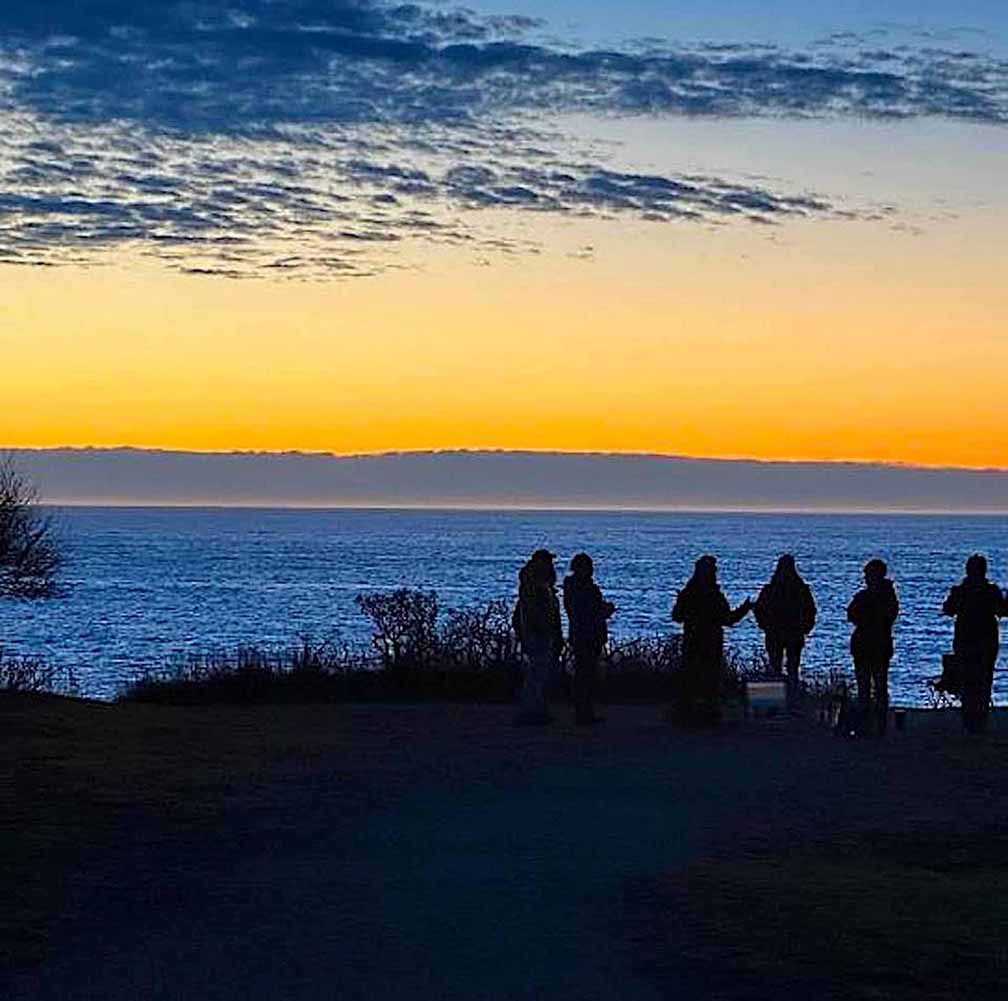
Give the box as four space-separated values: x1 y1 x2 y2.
0 647 76 695
110 588 798 707
123 638 381 705
344 588 522 699
355 589 442 674
604 635 765 702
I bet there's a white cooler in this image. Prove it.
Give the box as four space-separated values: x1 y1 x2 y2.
746 680 788 717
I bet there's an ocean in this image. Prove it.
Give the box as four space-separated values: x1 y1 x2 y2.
4 507 1007 703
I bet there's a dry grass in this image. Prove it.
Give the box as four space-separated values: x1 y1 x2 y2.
632 730 1008 1000
0 692 364 966
5 692 1008 998
0 692 607 968
645 855 1008 999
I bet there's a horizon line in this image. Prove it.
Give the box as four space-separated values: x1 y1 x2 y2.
10 444 1008 475
39 501 1008 517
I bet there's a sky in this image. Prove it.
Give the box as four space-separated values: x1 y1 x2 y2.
1 1 1007 468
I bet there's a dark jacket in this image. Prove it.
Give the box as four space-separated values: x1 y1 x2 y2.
514 562 562 655
754 573 816 643
563 575 612 656
672 580 748 667
943 579 1006 661
847 579 899 661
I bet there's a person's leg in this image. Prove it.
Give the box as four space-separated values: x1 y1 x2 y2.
985 654 995 722
586 651 599 721
537 649 555 719
874 660 890 736
962 684 981 733
519 652 538 718
785 642 802 708
519 643 551 722
678 657 709 725
853 656 871 736
766 635 784 676
701 660 721 724
975 656 996 733
676 659 697 723
959 655 983 733
573 649 595 723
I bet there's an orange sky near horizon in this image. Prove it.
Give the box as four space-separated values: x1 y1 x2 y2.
3 199 1006 469
2 5 1008 479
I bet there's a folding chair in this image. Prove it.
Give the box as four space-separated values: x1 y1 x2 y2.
926 653 961 709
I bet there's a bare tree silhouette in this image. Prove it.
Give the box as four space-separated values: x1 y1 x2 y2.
0 455 61 600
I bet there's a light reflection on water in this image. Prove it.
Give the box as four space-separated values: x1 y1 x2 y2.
4 507 1007 704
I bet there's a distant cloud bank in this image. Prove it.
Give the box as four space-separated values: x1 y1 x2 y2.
1 2 1005 276
11 448 1008 512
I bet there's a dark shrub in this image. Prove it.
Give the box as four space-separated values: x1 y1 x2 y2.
118 589 771 708
603 634 683 701
123 639 377 705
0 456 61 600
0 648 76 694
440 599 520 670
354 589 440 676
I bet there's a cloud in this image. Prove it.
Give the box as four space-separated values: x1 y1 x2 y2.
0 2 1004 277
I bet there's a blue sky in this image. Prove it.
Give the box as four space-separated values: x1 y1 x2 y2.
467 1 1008 50
1 0 1006 277
4 1 1008 465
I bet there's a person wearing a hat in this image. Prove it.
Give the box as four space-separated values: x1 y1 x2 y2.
672 555 752 724
563 552 616 724
513 548 563 724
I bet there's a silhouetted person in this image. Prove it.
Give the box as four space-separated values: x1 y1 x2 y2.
942 554 1006 734
563 553 616 725
513 548 563 724
754 554 816 705
847 559 899 737
672 556 752 724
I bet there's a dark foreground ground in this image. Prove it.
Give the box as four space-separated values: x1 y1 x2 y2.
2 694 1007 1000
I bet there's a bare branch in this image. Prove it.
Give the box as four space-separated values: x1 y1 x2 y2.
0 454 62 600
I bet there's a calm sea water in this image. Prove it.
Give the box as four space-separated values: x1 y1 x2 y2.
3 508 1007 703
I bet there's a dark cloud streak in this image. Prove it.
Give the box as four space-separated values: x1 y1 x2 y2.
0 1 1004 276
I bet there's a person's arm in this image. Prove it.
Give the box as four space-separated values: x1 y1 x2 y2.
847 593 862 625
887 590 900 626
591 585 616 622
511 600 524 644
987 583 1007 619
671 591 686 623
550 593 564 655
591 585 613 647
942 586 960 618
726 597 753 627
803 586 817 635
